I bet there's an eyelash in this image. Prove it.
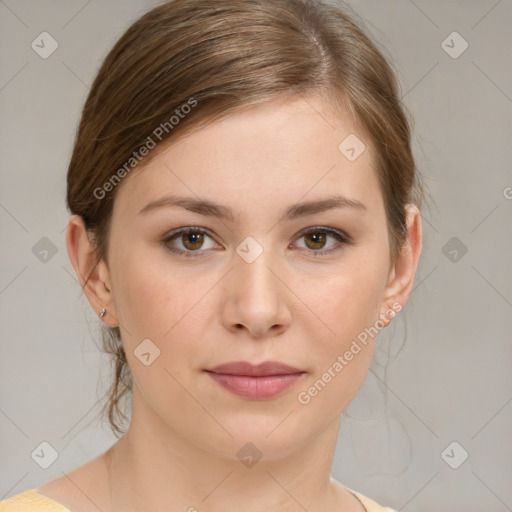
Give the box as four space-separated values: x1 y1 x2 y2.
161 226 351 258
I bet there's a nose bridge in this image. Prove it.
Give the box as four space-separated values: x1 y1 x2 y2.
234 236 279 302
225 234 291 336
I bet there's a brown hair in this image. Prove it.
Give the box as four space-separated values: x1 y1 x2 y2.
66 0 426 437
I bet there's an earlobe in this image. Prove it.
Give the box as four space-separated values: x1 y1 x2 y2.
379 204 423 325
66 214 119 327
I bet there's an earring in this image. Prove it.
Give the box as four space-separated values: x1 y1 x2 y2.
99 308 107 319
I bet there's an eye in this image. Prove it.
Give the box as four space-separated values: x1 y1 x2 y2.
162 227 218 257
293 227 350 256
162 226 351 258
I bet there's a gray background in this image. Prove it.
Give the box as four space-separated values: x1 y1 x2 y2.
1 1 511 510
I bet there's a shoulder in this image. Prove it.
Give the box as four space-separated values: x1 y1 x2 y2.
0 489 71 512
9 451 112 512
332 478 398 512
348 488 398 512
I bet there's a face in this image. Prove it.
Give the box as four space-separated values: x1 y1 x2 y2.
92 94 407 460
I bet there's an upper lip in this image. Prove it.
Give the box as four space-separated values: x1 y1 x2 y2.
205 361 304 376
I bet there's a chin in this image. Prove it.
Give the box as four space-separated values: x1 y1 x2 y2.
187 410 320 463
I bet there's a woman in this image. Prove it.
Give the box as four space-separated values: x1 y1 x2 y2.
0 0 423 510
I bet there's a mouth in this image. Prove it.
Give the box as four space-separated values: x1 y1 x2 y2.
203 361 306 400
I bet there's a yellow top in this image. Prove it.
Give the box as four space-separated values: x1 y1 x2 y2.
0 490 70 512
0 487 397 511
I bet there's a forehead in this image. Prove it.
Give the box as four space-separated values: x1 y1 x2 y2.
113 94 382 222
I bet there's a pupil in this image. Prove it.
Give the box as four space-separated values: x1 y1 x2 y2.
184 232 203 249
307 232 325 249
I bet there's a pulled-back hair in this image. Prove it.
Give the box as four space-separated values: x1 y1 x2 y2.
66 0 426 437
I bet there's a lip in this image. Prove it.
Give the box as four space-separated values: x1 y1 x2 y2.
204 361 306 400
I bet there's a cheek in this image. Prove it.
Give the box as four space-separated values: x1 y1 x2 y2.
292 256 387 413
109 244 183 339
109 246 211 371
310 280 380 379
306 259 386 346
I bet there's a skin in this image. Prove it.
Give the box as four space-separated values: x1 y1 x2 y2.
38 93 421 512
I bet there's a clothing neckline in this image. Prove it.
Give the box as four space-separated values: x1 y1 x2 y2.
344 487 369 511
21 489 71 511
27 486 370 512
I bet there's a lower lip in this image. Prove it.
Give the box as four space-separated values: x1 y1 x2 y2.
206 372 304 400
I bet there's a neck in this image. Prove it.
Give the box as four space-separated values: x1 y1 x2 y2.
103 389 353 512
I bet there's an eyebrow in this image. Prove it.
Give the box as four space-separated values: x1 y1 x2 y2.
138 194 367 222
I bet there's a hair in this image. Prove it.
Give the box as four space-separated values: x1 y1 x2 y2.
66 0 427 438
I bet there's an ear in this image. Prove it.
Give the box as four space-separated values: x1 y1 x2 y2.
66 214 119 327
378 203 423 326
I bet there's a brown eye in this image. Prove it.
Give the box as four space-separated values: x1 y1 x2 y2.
181 231 204 250
163 227 218 257
294 227 349 256
303 231 327 250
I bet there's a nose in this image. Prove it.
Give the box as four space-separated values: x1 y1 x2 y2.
221 244 292 339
